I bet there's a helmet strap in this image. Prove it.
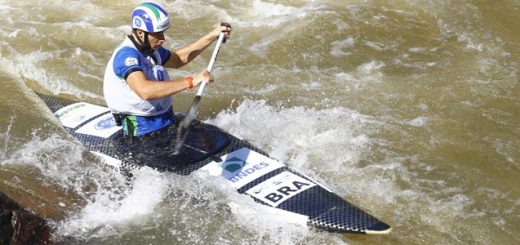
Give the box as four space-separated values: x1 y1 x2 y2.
143 32 151 49
129 29 153 55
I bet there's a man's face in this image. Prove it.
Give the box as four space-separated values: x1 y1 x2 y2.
147 31 165 50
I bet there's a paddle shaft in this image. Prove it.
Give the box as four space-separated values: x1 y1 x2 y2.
197 32 225 95
174 32 226 153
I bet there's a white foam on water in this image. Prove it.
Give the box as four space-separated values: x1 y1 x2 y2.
205 98 490 243
0 129 164 238
332 60 386 93
2 132 84 185
206 99 383 196
0 116 15 163
492 139 517 168
357 60 386 74
364 40 387 51
57 167 170 238
208 99 366 160
0 41 99 99
205 98 503 242
330 37 355 57
0 1 115 101
407 116 429 127
220 1 326 55
234 0 321 28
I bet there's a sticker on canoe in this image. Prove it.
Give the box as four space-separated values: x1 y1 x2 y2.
201 148 284 189
75 113 122 138
54 102 110 128
246 171 316 207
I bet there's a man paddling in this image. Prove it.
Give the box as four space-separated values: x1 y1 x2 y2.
103 2 231 138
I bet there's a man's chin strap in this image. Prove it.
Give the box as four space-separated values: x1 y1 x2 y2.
128 30 153 55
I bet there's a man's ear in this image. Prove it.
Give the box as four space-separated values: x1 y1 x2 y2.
135 29 145 39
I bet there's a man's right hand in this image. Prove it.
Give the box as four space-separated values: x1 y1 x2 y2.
193 70 214 88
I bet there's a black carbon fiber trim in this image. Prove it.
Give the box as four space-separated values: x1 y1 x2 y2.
36 93 75 113
236 167 288 194
277 186 390 233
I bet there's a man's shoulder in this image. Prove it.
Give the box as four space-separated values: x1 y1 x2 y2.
113 40 140 65
114 38 139 57
115 46 139 59
112 40 142 73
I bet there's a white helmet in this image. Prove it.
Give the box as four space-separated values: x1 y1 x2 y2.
131 2 171 33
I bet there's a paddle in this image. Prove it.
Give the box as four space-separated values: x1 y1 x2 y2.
173 28 227 154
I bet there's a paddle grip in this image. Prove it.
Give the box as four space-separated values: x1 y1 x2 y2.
220 22 231 43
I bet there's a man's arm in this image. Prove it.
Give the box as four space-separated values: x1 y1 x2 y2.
126 70 213 100
165 24 231 69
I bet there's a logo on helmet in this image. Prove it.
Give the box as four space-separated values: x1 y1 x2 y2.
157 20 170 31
134 18 142 28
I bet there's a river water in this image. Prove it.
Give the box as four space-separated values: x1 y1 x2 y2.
1 0 519 244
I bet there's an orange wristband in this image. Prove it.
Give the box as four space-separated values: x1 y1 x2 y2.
185 76 193 89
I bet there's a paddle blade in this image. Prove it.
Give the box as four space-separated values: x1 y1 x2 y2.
173 95 202 154
173 126 189 155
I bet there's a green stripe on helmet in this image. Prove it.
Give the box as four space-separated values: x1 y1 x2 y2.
142 3 161 20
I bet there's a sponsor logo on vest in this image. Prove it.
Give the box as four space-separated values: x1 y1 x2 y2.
125 57 138 66
95 116 116 130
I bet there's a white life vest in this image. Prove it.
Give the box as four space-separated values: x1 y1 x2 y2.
103 37 171 116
